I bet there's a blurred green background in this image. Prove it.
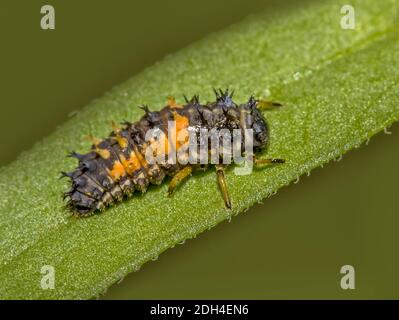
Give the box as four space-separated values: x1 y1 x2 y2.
1 0 398 299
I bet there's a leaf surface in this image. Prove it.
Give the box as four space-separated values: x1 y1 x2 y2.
0 0 398 299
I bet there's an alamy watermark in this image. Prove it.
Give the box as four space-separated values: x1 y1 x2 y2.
40 265 55 290
340 265 355 290
40 5 55 30
340 5 356 30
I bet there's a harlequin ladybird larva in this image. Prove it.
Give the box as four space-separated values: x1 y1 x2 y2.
61 89 285 216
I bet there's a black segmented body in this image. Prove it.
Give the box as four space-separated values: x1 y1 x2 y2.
62 89 270 216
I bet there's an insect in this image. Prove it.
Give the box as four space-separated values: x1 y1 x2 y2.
61 89 285 216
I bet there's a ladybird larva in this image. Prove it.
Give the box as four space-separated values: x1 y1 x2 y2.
61 89 285 216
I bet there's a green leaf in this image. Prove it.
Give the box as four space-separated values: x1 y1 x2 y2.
1 0 398 299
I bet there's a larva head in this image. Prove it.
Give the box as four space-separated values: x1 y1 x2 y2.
241 96 269 150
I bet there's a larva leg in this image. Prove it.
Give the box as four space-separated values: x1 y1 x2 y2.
253 156 285 167
256 100 283 111
167 165 193 196
215 164 231 209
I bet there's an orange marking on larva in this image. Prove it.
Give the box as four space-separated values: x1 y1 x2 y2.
173 112 189 131
86 134 101 146
115 135 128 149
109 160 126 180
173 112 189 149
132 144 149 175
121 151 142 175
176 128 189 150
110 121 121 132
118 154 128 171
167 96 183 109
95 148 110 159
110 122 128 148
